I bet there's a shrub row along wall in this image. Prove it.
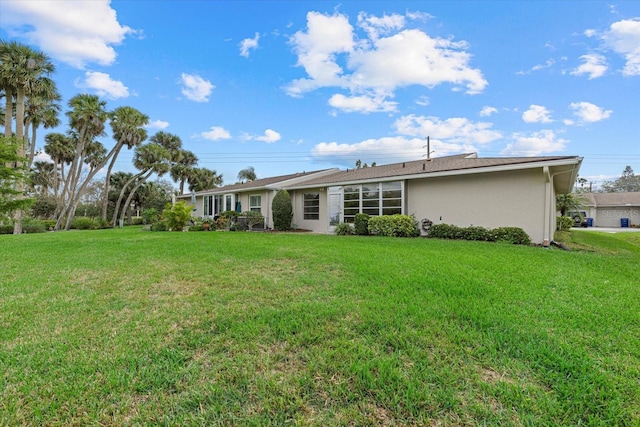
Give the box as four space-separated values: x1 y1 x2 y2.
427 223 531 245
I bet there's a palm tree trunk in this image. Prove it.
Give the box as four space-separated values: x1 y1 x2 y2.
120 170 153 225
112 170 147 226
101 144 123 221
3 87 13 138
13 85 26 234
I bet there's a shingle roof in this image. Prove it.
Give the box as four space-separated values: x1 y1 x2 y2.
584 192 640 206
287 153 581 188
180 169 335 197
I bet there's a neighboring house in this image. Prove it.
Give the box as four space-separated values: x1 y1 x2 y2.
179 153 583 244
582 192 640 228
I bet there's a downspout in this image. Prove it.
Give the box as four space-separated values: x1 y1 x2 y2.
544 161 582 246
543 166 552 246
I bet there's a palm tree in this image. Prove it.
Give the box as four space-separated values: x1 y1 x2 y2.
237 166 256 183
170 149 198 194
188 167 223 192
556 193 586 217
55 94 108 230
44 132 74 200
112 142 171 226
23 77 61 167
101 106 149 221
0 40 56 233
29 161 58 196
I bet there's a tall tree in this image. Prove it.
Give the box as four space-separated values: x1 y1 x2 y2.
0 40 56 233
170 149 198 194
23 77 61 167
101 106 149 221
54 94 108 230
112 142 171 226
188 167 222 192
601 166 640 192
0 136 33 217
237 166 256 183
556 193 586 217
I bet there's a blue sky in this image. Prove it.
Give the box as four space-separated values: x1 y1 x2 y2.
2 0 639 190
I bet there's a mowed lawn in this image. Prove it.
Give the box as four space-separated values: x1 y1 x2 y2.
1 228 639 426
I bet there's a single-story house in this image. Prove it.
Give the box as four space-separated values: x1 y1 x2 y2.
581 192 640 228
180 153 583 244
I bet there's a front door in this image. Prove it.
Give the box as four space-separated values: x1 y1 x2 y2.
328 187 342 232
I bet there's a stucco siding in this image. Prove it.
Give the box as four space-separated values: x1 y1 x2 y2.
406 168 547 243
291 188 327 232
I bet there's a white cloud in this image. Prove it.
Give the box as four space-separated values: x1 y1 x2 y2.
147 120 169 130
522 105 553 123
311 135 474 166
357 12 405 40
75 71 129 99
239 32 260 58
517 58 555 75
415 96 430 106
394 114 502 145
180 73 214 102
328 93 397 113
201 126 231 140
255 129 281 143
285 11 487 103
602 18 640 76
479 106 498 117
570 54 608 79
501 130 568 156
0 0 135 68
569 102 612 123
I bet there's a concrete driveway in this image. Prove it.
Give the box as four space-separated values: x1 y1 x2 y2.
577 227 640 233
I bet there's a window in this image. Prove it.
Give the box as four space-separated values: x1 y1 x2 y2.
204 195 225 217
249 195 261 213
303 193 320 220
341 181 403 222
225 195 232 212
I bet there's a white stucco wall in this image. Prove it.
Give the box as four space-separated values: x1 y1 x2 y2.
406 168 548 243
291 188 328 232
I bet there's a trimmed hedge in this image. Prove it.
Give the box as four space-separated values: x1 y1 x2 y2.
556 216 574 232
354 213 370 235
368 214 419 237
428 223 531 245
334 223 354 235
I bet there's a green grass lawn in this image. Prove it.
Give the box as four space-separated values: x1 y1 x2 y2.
1 228 638 426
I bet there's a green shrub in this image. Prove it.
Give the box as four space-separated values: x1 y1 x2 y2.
354 213 370 235
22 219 47 234
42 220 57 230
131 216 144 226
0 224 13 234
368 214 419 237
141 208 160 225
150 221 168 232
272 189 293 231
162 201 193 231
492 227 531 245
428 223 531 245
460 225 493 241
334 222 354 235
189 225 204 232
70 217 100 230
242 211 264 231
557 216 574 232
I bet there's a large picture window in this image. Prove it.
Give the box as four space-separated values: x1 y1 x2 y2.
342 181 403 222
203 195 224 217
303 193 320 220
249 195 261 213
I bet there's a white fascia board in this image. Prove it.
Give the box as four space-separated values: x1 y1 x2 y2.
264 168 341 190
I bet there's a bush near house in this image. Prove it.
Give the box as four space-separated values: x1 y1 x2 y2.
354 213 370 235
162 201 193 231
368 214 419 237
272 189 293 231
556 216 575 232
429 223 531 245
334 222 354 235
